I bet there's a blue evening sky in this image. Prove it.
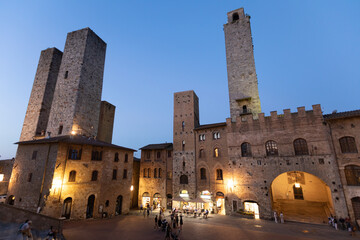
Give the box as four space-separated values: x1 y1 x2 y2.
0 0 359 159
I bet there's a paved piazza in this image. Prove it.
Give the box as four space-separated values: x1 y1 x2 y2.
63 211 358 240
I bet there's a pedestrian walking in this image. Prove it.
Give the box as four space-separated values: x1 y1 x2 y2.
45 225 57 240
273 211 278 223
143 209 146 218
280 212 284 224
19 220 33 240
154 215 158 229
165 223 171 240
175 214 179 227
334 216 338 230
151 205 153 215
158 215 162 229
180 215 183 230
147 208 150 217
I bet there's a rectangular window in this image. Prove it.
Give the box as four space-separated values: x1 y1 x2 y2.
64 71 68 79
27 173 32 182
123 169 127 179
112 169 117 180
168 151 171 158
31 151 37 160
68 146 82 160
58 125 63 135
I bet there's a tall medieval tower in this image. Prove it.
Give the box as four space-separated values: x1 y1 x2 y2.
173 91 199 199
224 8 261 120
46 28 107 138
19 48 63 141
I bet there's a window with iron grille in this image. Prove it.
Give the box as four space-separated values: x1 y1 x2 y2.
241 142 252 157
265 140 278 156
339 137 358 153
294 138 309 155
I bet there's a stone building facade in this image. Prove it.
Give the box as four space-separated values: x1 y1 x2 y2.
138 143 173 210
169 8 357 224
7 28 135 220
0 159 14 195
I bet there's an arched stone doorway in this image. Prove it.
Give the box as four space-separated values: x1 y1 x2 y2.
86 195 95 219
115 195 123 215
62 197 72 219
216 192 225 215
153 193 161 209
142 192 150 208
271 171 334 224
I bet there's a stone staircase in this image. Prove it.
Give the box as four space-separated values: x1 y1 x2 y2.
274 200 330 224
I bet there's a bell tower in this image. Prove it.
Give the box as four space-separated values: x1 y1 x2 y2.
224 8 261 120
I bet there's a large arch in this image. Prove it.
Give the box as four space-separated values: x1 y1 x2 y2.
270 171 334 224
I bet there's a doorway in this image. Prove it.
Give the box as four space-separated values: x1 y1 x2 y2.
86 195 95 219
115 195 123 215
62 197 72 219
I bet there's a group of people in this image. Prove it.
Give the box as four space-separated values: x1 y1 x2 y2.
18 220 57 240
150 208 183 240
329 216 356 235
273 211 284 224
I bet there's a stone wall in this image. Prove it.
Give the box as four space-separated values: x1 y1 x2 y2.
20 48 62 141
326 115 360 220
0 204 62 233
97 101 115 143
0 159 14 195
139 148 172 209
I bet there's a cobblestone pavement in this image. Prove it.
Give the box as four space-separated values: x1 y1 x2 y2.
63 210 360 240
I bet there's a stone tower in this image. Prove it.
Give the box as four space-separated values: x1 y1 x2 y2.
20 48 63 141
224 8 261 120
46 28 107 137
97 101 116 143
173 90 199 199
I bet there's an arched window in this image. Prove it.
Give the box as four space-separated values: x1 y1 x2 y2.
91 170 98 181
182 121 185 131
242 105 247 114
265 140 278 156
143 168 147 178
216 169 223 180
114 152 119 162
213 132 220 139
180 175 188 184
68 170 76 182
339 137 358 153
241 142 252 157
148 168 151 178
214 148 219 157
154 168 157 178
200 168 206 180
159 168 162 178
199 149 204 158
124 154 128 163
345 165 360 186
293 138 309 155
232 12 239 21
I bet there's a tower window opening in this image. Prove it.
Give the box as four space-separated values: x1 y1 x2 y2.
64 71 68 79
243 105 247 114
182 121 185 131
182 140 185 151
232 12 239 22
58 125 63 135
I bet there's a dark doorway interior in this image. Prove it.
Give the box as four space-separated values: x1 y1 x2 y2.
62 197 72 219
86 195 95 218
115 195 123 215
293 185 304 200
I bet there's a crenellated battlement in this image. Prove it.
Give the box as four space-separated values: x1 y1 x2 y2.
227 104 323 131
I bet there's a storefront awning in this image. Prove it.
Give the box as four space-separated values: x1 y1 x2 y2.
172 196 186 202
190 197 206 203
